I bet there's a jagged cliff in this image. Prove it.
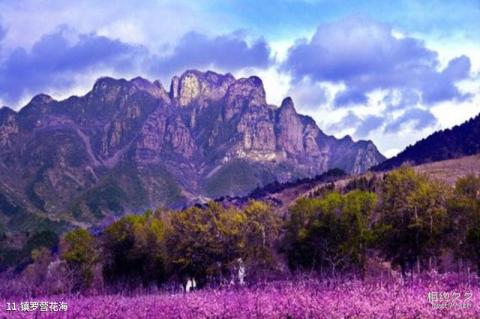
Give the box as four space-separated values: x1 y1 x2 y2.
0 70 384 229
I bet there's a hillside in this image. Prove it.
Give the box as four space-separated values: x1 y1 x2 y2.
414 154 480 184
230 155 480 214
373 113 480 171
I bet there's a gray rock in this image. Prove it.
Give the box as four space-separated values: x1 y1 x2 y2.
0 70 385 226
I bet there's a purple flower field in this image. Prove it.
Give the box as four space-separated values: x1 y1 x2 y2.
1 274 479 318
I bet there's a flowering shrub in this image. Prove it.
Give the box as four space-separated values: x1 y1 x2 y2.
1 273 478 318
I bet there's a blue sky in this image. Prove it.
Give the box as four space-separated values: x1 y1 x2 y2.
205 0 480 40
0 0 479 157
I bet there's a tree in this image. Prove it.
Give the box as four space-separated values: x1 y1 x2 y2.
342 190 377 276
60 228 99 291
103 211 168 288
283 197 321 272
285 191 376 277
166 202 245 286
375 167 449 276
22 247 53 295
241 201 282 280
448 174 480 274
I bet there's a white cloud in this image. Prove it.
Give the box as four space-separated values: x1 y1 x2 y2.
269 39 294 63
431 90 480 129
1 2 478 159
0 1 237 54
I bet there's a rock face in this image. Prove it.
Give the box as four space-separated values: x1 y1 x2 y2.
0 70 385 229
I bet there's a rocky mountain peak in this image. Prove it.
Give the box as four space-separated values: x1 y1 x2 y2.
92 77 126 92
30 93 55 105
0 106 16 118
169 70 236 107
340 135 353 143
169 75 180 100
130 76 169 101
167 71 264 109
18 94 56 125
89 77 133 106
130 76 155 91
204 70 235 85
177 71 202 106
280 97 295 112
224 76 266 120
0 69 386 223
276 97 304 155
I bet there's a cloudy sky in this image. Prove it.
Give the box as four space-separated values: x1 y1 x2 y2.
0 0 479 157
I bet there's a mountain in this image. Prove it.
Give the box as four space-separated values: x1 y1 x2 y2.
373 113 480 171
0 70 384 230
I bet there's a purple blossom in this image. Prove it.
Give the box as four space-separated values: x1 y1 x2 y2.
1 274 478 318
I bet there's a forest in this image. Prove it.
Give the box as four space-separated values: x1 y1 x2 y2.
1 166 480 297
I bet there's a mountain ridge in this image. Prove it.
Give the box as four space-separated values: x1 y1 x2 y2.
373 112 480 171
0 70 385 231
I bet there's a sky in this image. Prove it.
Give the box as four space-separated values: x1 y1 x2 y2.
0 0 479 157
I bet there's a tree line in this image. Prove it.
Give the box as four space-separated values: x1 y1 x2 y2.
1 166 480 295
